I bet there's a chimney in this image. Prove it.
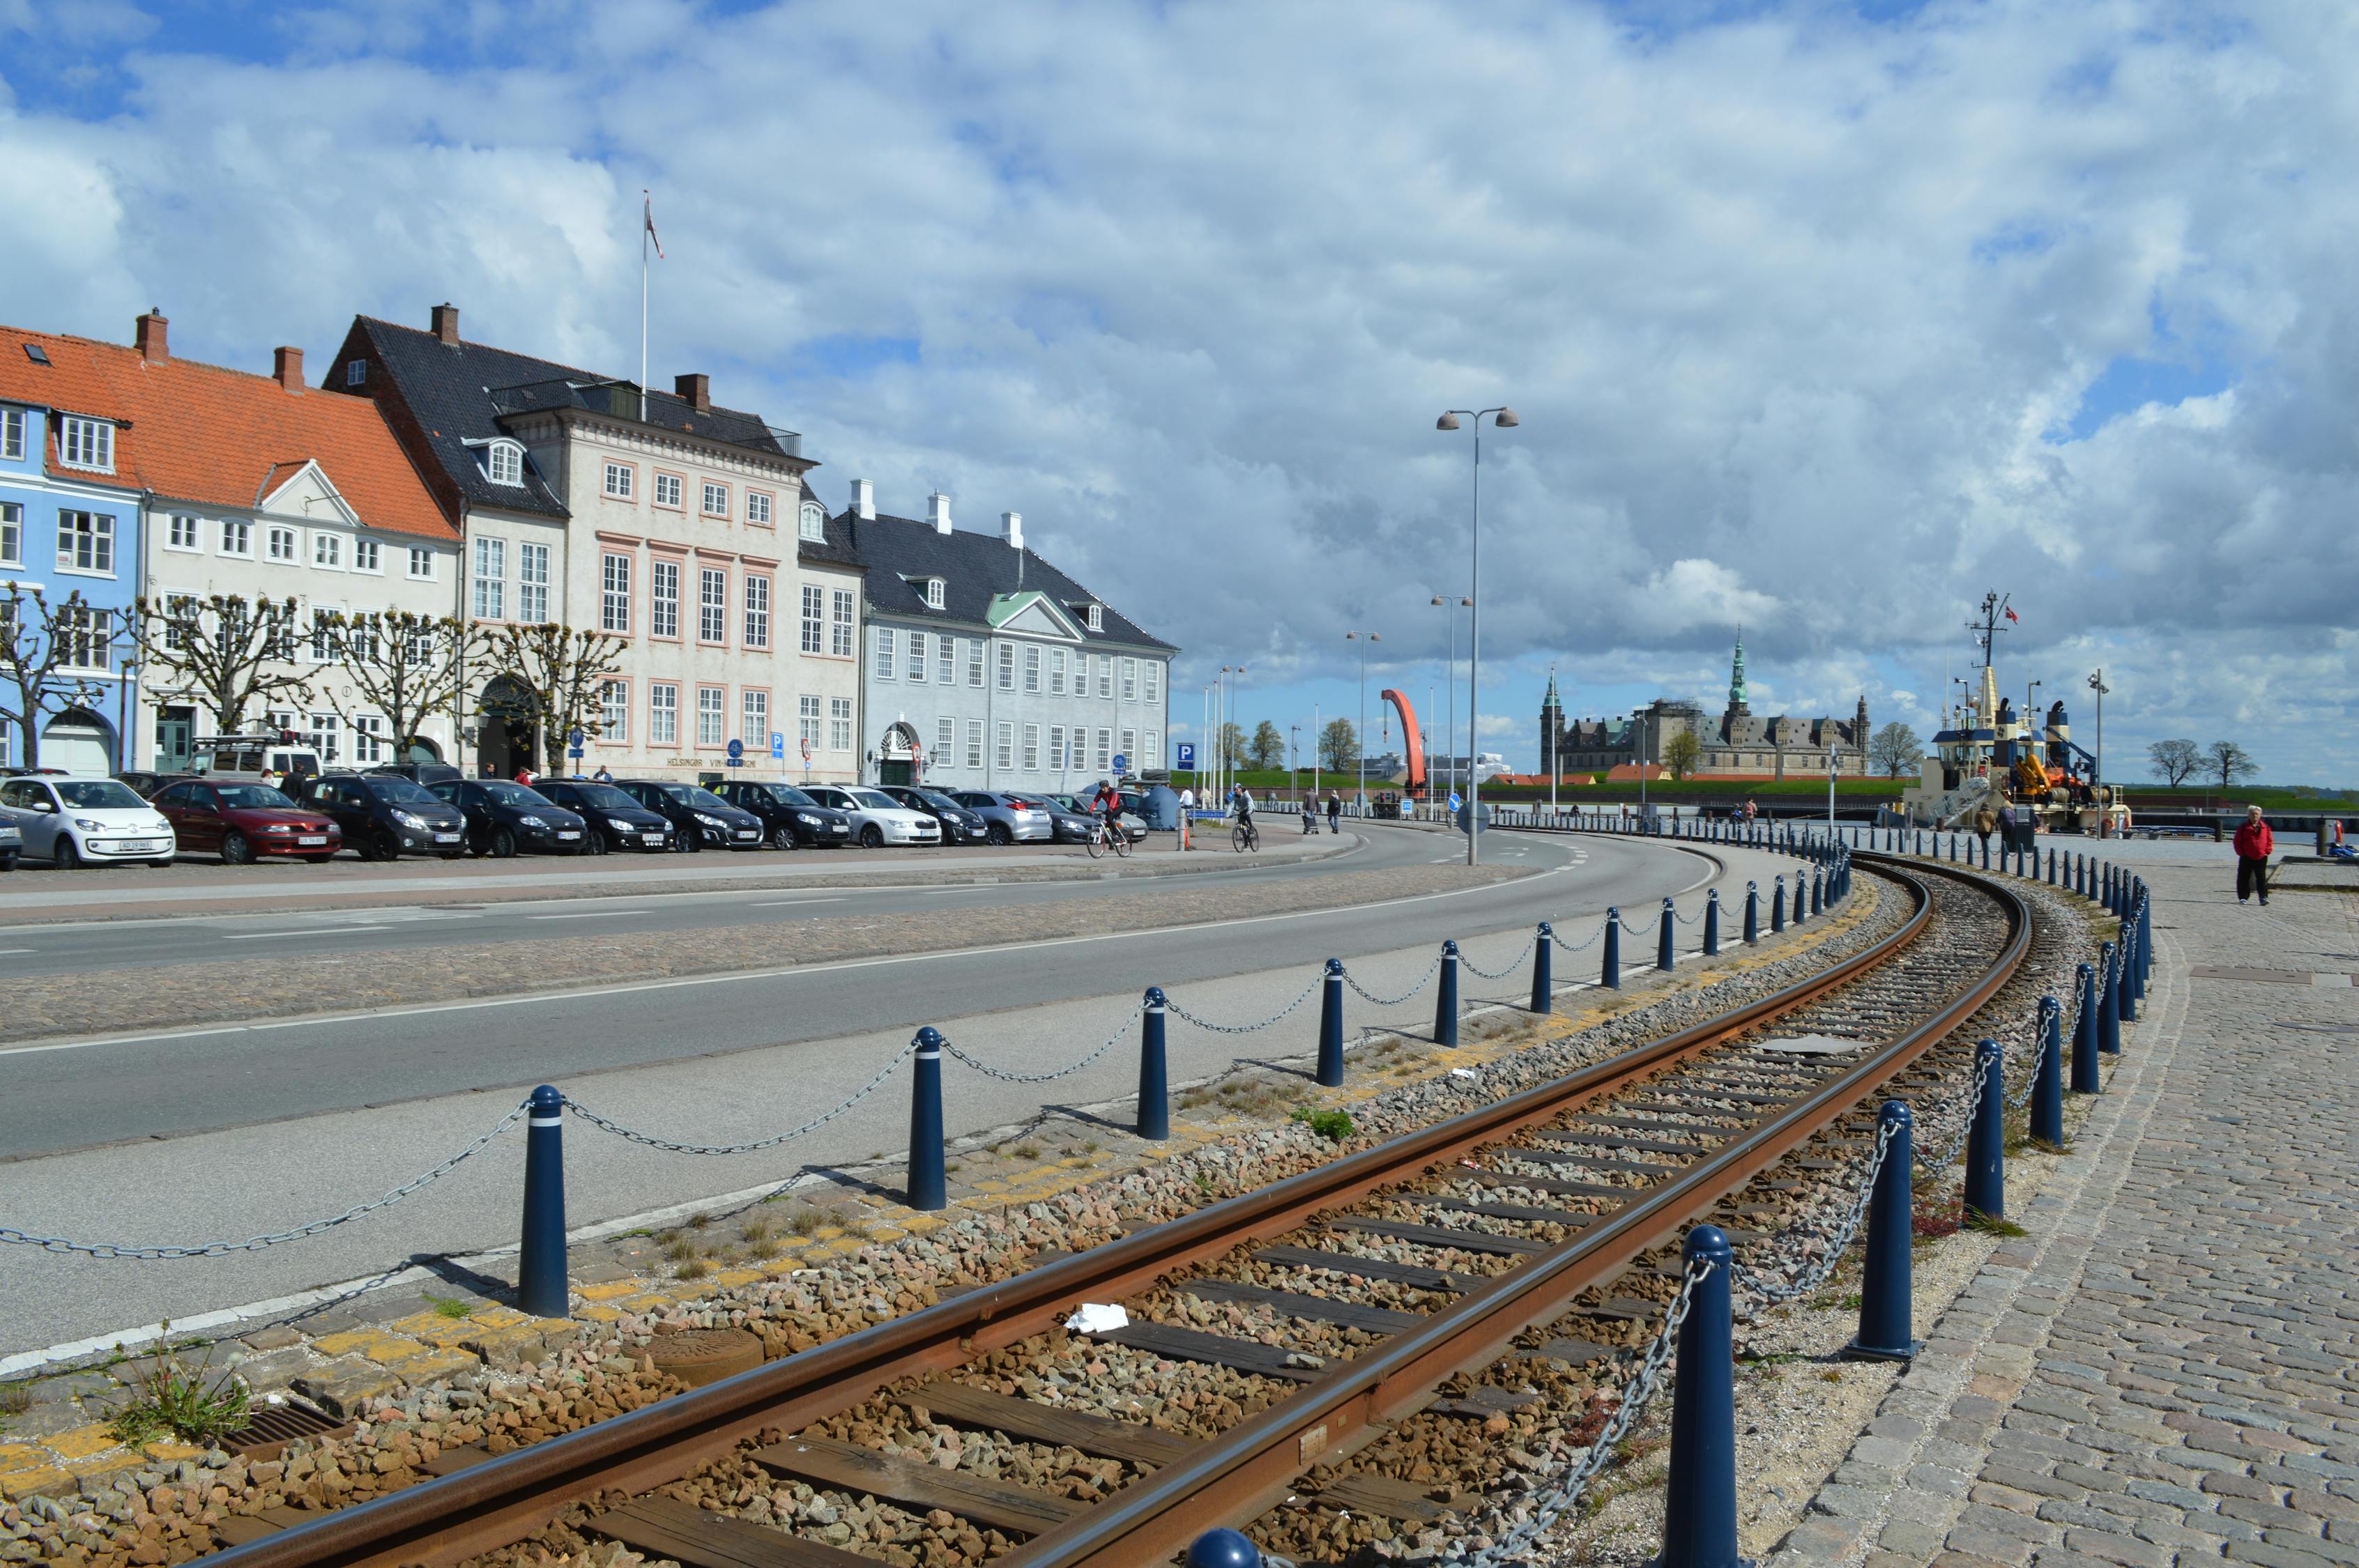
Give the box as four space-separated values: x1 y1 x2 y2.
430 302 461 345
674 372 711 413
273 346 305 393
850 479 874 521
135 308 169 364
1001 510 1023 551
926 492 952 535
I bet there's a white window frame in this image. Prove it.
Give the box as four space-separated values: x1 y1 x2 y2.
353 712 385 763
997 641 1015 691
698 567 727 644
800 583 824 654
874 624 896 680
1121 657 1138 702
56 510 116 575
830 589 855 656
1049 724 1067 771
742 689 768 751
0 502 19 568
471 536 505 619
649 683 679 746
650 558 680 638
966 638 984 687
798 694 822 749
1097 655 1113 700
353 537 381 574
653 472 684 509
936 716 956 767
268 524 299 564
965 719 984 769
701 481 729 518
309 606 339 663
800 502 826 542
1096 727 1113 770
1022 723 1040 771
829 697 853 751
743 573 770 649
166 514 201 553
307 712 342 764
313 531 344 570
603 461 636 500
995 721 1014 771
696 686 726 748
747 491 772 526
407 545 435 580
484 440 526 487
907 629 928 682
1024 645 1041 693
1050 648 1067 695
1145 661 1160 704
56 604 114 670
599 551 632 635
1085 604 1104 632
600 679 629 743
222 518 253 558
1122 727 1138 765
924 578 945 610
935 633 954 685
0 407 24 461
344 359 367 387
517 541 550 622
1146 729 1160 769
58 416 113 473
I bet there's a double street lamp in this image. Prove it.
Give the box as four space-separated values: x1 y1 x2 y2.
1436 406 1519 866
1345 631 1380 811
1430 594 1470 808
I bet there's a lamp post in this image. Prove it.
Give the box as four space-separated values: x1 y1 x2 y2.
1436 406 1520 866
1289 722 1301 801
1826 744 1838 828
1430 593 1470 808
1547 662 1559 820
1312 700 1321 804
1345 631 1380 812
2024 678 2043 776
2086 668 2109 838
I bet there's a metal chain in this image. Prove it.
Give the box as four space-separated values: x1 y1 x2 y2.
1617 908 1660 936
1914 1057 1988 1172
1459 935 1537 981
1341 953 1446 1008
0 1099 531 1258
569 1042 919 1155
940 1013 1135 1082
1165 975 1324 1036
1550 921 1605 955
1730 1119 1896 1305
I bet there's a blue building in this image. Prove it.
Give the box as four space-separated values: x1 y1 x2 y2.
0 321 151 771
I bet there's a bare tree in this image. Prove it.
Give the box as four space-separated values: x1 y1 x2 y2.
0 583 111 769
2146 738 2202 788
2206 739 2259 792
132 594 314 735
1869 721 1924 778
473 622 627 771
325 612 478 764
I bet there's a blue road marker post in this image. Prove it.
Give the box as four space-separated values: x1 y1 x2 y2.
1532 921 1554 1013
1659 1225 1750 1568
1771 877 1786 933
1743 881 1759 944
2118 919 2140 1023
1318 960 1345 1086
1964 1038 2006 1222
1435 940 1461 1045
2032 996 2065 1145
2098 941 2122 1055
1811 867 1824 916
1658 898 1677 971
2071 962 2100 1092
1704 890 1720 957
1845 1100 1918 1362
2137 893 2154 988
519 1084 569 1319
1602 909 1622 988
908 1027 947 1210
1137 987 1170 1140
1792 873 1807 927
1186 1529 1261 1568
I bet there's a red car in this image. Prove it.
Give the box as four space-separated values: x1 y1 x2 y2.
150 777 342 863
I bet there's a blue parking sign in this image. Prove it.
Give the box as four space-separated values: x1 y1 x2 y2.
1175 742 1196 767
770 730 786 759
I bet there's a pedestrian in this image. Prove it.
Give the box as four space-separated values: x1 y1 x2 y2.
514 764 533 786
1179 784 1196 811
2233 804 2273 906
1743 797 1757 822
1326 791 1342 834
593 764 613 783
1974 805 1997 854
1997 801 2018 854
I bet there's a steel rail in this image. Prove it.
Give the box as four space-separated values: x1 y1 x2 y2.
202 856 2011 1568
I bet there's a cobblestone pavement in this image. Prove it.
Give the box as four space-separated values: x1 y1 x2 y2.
1776 864 2359 1567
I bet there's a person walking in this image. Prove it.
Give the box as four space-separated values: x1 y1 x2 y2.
2233 804 2273 905
1326 791 1342 834
593 764 613 783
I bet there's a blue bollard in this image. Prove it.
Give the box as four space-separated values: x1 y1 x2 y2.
1602 909 1621 988
1704 890 1720 957
1658 1225 1748 1568
2047 845 2056 884
2098 941 2121 1055
1186 1529 1261 1568
1845 1101 1918 1362
1811 867 1824 916
519 1084 569 1319
1318 959 1345 1086
1771 876 1786 933
1658 898 1676 971
1138 988 1170 1140
1743 881 1759 944
1435 939 1460 1046
2137 893 2153 987
2070 962 2100 1092
909 1027 947 1210
2031 996 2064 1145
1964 1038 2006 1222
1532 921 1554 1013
2118 920 2139 1023
2077 852 2089 898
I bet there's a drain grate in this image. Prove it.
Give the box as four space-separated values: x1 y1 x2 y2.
222 1401 351 1459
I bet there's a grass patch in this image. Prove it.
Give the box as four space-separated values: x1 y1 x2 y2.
106 1325 250 1447
1012 1142 1041 1160
1289 1107 1357 1142
745 1236 780 1261
674 1258 711 1281
424 1293 476 1321
740 1220 770 1243
1966 1211 2030 1238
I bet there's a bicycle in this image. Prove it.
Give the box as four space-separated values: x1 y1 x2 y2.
1085 813 1131 859
1232 815 1260 853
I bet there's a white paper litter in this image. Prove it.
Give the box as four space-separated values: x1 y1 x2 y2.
1064 1302 1130 1333
1449 1068 1479 1079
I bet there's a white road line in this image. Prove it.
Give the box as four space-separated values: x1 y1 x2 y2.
751 897 847 908
528 910 650 920
222 925 388 939
0 949 32 955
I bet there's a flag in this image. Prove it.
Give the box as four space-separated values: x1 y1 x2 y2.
643 192 664 259
2003 606 2018 623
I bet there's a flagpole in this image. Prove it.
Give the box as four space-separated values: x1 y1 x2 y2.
639 192 649 423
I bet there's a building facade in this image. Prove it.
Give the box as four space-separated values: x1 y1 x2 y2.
1541 636 1872 778
834 485 1175 790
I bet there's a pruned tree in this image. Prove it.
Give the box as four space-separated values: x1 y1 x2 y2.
473 622 627 771
2206 739 2259 792
1318 716 1359 774
1247 719 1285 771
131 593 313 735
2147 738 2202 788
326 612 480 764
0 583 112 770
1870 721 1925 778
1662 729 1702 782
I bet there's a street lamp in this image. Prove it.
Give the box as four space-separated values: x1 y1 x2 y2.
1429 593 1470 808
2086 669 2109 838
2023 678 2043 779
1437 406 1520 865
1345 631 1380 812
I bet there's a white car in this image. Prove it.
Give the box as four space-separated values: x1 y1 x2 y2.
0 775 177 868
803 785 943 849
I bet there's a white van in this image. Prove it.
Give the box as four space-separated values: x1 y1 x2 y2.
188 734 324 781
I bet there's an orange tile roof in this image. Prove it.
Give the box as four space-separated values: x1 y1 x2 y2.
0 323 457 544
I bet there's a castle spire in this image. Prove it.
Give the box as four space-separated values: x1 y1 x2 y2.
1727 628 1749 714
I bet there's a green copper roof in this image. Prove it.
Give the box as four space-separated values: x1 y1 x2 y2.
1728 631 1748 707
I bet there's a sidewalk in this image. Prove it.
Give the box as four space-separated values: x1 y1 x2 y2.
1778 855 2359 1565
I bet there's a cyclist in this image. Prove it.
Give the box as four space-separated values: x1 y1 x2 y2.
1230 783 1255 830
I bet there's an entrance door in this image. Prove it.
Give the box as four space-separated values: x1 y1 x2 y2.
156 707 195 774
878 760 913 785
41 712 114 774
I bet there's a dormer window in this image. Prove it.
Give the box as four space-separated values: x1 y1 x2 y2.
1085 604 1104 633
799 502 826 542
483 439 526 487
924 578 945 610
59 416 114 473
344 359 367 387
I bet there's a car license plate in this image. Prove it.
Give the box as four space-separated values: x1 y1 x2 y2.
735 830 758 840
119 839 160 853
298 835 327 846
642 833 666 845
558 831 580 840
828 824 848 834
434 832 461 843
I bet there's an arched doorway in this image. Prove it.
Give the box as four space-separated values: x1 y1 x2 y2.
877 721 921 785
405 737 444 764
477 677 541 778
41 707 117 774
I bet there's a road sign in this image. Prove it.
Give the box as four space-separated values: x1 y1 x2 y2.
801 739 813 764
1175 742 1196 767
1448 791 1463 813
1111 752 1129 775
726 739 744 760
566 726 584 760
770 730 786 760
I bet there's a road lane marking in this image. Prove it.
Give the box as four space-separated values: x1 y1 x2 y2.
751 897 847 908
222 926 389 939
527 910 652 920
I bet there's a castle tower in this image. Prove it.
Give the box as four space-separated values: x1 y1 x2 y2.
1539 670 1564 779
1727 630 1750 716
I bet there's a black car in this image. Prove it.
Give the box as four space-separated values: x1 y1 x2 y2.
613 779 765 851
372 761 464 787
533 780 673 854
289 772 468 860
710 781 855 849
425 779 588 858
874 785 989 844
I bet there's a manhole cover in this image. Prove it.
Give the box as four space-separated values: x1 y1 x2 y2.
646 1326 764 1387
1753 1034 1864 1056
222 1400 351 1459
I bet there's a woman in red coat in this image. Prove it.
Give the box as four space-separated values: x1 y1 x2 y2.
2232 805 2273 905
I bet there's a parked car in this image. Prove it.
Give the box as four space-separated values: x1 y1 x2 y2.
371 761 464 787
0 775 177 868
0 816 20 870
189 735 324 781
1046 792 1149 843
613 779 765 850
800 785 943 848
116 770 167 799
425 779 588 858
532 780 674 854
873 785 989 845
287 772 468 860
151 778 342 863
945 790 1055 845
709 780 856 849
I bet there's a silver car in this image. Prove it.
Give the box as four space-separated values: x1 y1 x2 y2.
0 775 177 868
802 785 943 848
948 790 1055 845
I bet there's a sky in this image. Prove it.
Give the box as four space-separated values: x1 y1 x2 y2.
1 0 2353 786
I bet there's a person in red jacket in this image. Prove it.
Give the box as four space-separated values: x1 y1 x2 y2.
2232 804 2273 905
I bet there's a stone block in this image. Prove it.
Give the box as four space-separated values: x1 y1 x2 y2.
292 1360 401 1418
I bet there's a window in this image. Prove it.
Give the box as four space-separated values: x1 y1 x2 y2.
1 408 22 460
924 578 945 610
654 472 684 509
874 624 896 679
344 613 380 663
907 629 928 682
167 514 199 551
603 461 635 500
967 638 984 687
1096 727 1112 770
344 359 367 387
307 714 341 764
1050 648 1067 695
742 690 768 750
1122 658 1138 702
800 502 826 542
1122 728 1138 765
965 719 984 769
650 684 678 746
59 604 112 670
800 584 824 652
830 589 855 656
651 559 680 638
798 695 821 749
1145 729 1159 768
698 567 727 643
829 697 853 751
1085 604 1104 633
743 574 770 648
936 634 954 684
58 416 112 472
936 717 955 766
696 687 725 746
485 441 525 486
314 532 342 569
407 545 434 579
995 721 1014 771
57 511 115 574
600 679 629 742
609 549 636 631
1023 723 1040 771
1024 645 1041 693
354 538 380 573
268 525 298 563
701 482 728 518
747 491 772 526
0 502 20 567
518 541 549 622
1097 656 1113 700
997 642 1015 691
1145 661 1160 705
222 519 252 557
310 607 337 661
1049 725 1067 771
353 713 385 763
472 537 505 618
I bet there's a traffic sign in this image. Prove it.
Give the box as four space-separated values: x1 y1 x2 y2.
1175 742 1196 767
770 730 786 760
566 726 584 760
1448 791 1463 813
801 738 813 763
726 739 744 760
1110 752 1129 775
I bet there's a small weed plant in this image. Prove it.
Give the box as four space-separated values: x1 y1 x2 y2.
1289 1107 1357 1143
424 1294 475 1321
107 1325 251 1447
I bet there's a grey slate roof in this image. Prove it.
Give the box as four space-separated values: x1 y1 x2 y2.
834 509 1175 652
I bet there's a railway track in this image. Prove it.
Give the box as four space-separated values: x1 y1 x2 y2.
208 854 2031 1568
